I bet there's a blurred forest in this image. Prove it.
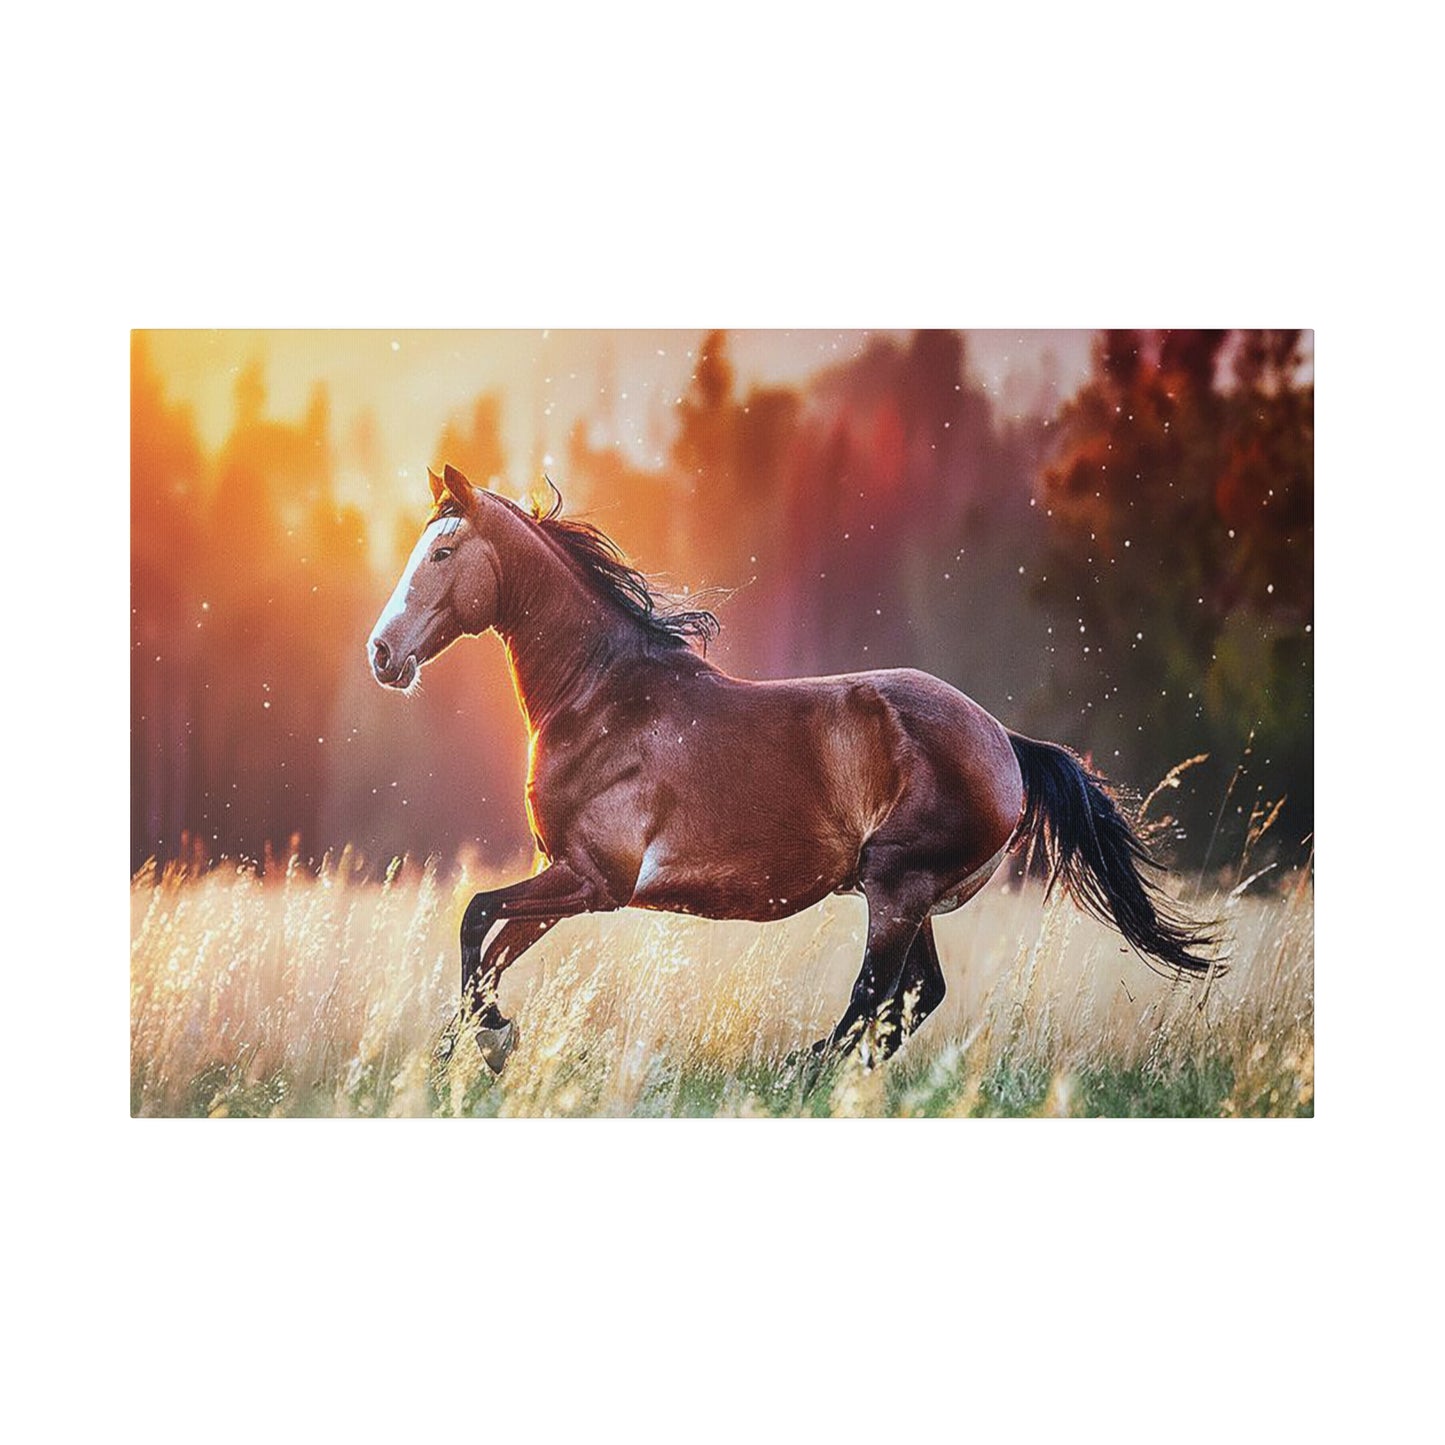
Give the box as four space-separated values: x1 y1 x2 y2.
131 329 1312 877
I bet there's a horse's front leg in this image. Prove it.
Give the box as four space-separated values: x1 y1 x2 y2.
453 861 608 1072
463 918 554 1072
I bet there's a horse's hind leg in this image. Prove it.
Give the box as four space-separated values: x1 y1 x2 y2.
815 873 935 1062
873 857 1009 1061
882 918 946 1058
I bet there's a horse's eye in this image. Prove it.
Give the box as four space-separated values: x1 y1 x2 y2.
432 547 454 563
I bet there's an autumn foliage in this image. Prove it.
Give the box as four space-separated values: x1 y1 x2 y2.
131 329 1312 874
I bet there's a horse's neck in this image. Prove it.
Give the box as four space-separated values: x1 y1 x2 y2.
490 507 633 732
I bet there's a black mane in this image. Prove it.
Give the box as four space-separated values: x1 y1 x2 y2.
430 479 721 650
533 485 720 651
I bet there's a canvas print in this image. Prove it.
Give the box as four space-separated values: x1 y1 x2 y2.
131 329 1313 1117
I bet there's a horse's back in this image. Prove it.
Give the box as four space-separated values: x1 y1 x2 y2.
725 665 1022 857
781 667 1014 769
672 668 910 852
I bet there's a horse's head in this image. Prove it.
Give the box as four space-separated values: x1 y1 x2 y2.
368 465 501 689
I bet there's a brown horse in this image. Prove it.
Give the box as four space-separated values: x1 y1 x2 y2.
369 465 1216 1073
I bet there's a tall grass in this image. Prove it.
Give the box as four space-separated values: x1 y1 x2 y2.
130 845 1313 1118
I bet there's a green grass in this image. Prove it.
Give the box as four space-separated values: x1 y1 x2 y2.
152 1047 1314 1119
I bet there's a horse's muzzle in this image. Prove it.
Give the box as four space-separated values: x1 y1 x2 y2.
370 638 417 689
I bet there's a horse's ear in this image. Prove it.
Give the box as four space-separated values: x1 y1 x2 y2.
442 464 475 509
427 467 446 505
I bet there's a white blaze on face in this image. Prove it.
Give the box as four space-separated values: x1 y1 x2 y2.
372 515 461 644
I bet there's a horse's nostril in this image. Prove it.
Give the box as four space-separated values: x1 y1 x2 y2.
372 639 390 672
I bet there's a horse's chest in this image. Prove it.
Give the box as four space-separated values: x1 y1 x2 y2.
526 730 648 851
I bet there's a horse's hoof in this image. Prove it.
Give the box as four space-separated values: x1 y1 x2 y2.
477 1019 517 1075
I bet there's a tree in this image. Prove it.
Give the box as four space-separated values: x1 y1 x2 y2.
1037 330 1313 865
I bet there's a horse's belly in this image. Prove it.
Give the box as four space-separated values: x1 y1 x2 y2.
628 836 848 923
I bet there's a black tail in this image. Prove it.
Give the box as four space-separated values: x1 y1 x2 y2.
1008 732 1221 977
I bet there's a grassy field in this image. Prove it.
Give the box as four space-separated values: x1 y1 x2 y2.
130 850 1313 1118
